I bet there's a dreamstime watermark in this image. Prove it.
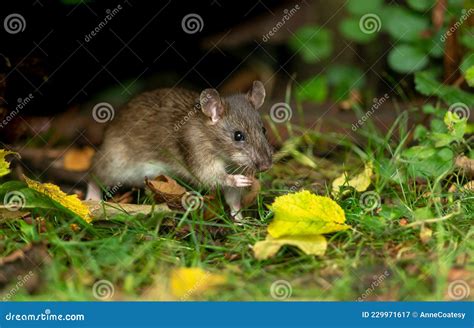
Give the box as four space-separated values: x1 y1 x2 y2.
289 181 301 193
359 191 381 211
2 271 34 300
5 309 85 321
357 270 390 301
359 13 381 34
440 8 474 42
181 191 204 211
181 13 204 34
262 4 301 42
270 102 292 123
448 102 470 122
0 94 35 129
447 279 470 300
180 271 211 301
174 93 212 131
351 93 389 131
103 182 123 200
174 106 199 132
84 5 123 42
270 280 292 300
3 13 26 34
4 191 26 211
92 279 114 300
92 102 115 123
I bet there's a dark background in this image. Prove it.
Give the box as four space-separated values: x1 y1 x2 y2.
0 0 292 116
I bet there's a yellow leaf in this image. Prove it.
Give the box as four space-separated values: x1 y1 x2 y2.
63 147 95 172
24 176 92 223
419 226 432 244
253 234 327 259
268 190 349 238
0 150 18 178
170 267 227 299
332 162 373 196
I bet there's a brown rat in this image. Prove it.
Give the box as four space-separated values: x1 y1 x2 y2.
89 81 273 220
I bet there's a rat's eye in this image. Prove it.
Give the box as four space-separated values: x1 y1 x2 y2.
262 126 267 135
234 131 245 141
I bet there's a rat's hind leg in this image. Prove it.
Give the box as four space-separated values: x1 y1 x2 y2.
223 186 244 222
85 180 102 200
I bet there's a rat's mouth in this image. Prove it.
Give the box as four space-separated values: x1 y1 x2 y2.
226 162 255 176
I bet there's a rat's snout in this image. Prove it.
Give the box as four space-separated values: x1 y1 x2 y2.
255 143 273 172
256 158 272 172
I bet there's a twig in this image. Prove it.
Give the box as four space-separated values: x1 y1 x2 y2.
84 200 171 220
405 210 459 228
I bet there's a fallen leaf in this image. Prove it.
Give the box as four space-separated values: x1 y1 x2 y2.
110 190 134 204
447 267 472 282
0 242 50 293
419 226 432 244
63 147 95 172
455 156 474 178
146 175 187 210
268 190 349 238
253 234 327 259
170 267 227 299
84 200 170 220
0 149 18 178
399 218 408 226
338 89 362 111
445 267 473 301
448 184 457 193
70 223 80 232
253 190 349 259
24 176 92 223
146 176 239 219
332 162 373 196
462 181 474 191
0 209 30 221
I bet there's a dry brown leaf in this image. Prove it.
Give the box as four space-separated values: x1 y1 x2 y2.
448 184 457 193
201 193 222 220
462 181 474 191
0 243 50 293
63 147 95 172
146 175 187 210
455 156 474 177
445 267 473 301
0 208 30 221
419 226 433 244
338 89 362 111
399 218 408 226
70 223 81 232
146 175 261 218
111 190 134 204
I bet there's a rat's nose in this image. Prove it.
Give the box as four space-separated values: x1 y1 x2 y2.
257 160 272 172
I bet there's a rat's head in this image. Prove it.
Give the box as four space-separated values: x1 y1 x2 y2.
199 81 273 174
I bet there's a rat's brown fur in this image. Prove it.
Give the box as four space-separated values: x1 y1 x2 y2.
92 83 272 196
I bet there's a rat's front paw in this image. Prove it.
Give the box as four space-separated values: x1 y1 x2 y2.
226 174 253 187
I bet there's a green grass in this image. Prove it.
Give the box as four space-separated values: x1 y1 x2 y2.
0 105 473 301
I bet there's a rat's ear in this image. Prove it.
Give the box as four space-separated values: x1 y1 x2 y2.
247 80 266 110
200 89 224 124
